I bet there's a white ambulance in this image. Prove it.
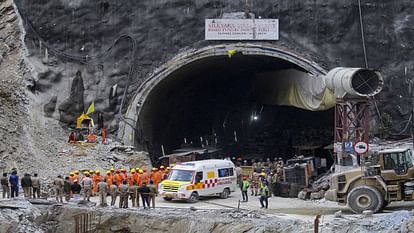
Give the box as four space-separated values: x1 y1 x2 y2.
158 159 237 202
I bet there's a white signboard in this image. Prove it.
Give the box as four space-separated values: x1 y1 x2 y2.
205 19 279 41
354 141 368 154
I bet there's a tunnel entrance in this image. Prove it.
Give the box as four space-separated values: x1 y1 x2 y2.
128 44 335 168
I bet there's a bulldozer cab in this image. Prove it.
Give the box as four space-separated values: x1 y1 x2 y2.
378 148 414 180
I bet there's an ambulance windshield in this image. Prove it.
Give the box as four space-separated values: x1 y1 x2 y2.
168 170 193 182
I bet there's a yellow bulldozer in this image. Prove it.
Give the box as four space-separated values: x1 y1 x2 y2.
328 147 414 213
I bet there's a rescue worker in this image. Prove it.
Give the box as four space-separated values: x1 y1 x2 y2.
109 179 118 206
53 175 64 203
73 171 80 184
148 180 157 209
240 176 250 202
114 169 122 186
93 170 101 195
121 168 127 182
71 180 82 201
31 173 41 199
150 168 158 185
259 180 270 209
235 164 242 186
155 168 163 187
164 167 171 180
159 166 165 181
138 169 144 186
131 169 139 187
9 170 19 198
105 170 113 187
63 176 72 202
250 171 259 196
1 173 10 199
21 173 32 198
97 177 108 206
137 182 151 209
130 181 138 207
69 172 75 184
141 169 149 186
82 172 93 201
119 180 129 208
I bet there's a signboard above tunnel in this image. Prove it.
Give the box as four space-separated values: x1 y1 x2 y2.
205 19 279 40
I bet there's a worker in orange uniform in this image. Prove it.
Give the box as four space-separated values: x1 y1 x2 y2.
73 171 80 184
93 170 101 195
105 170 113 187
142 169 149 186
137 169 145 186
121 168 127 182
150 168 158 185
69 172 75 184
114 169 123 186
164 167 171 180
155 168 163 187
159 166 165 180
129 169 137 186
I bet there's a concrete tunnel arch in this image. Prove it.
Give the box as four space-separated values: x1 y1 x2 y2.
120 43 336 163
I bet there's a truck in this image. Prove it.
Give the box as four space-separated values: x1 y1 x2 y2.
158 159 237 203
328 147 414 213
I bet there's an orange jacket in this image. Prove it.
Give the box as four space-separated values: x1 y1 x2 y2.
150 172 157 183
114 173 123 186
141 173 149 186
106 174 113 187
93 174 101 193
155 172 163 186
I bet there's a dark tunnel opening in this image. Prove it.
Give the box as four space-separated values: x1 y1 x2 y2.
138 55 334 167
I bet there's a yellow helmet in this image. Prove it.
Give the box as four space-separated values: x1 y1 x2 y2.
260 172 266 177
166 167 170 170
135 168 140 171
75 170 79 175
121 168 126 172
160 165 165 169
110 168 115 172
69 172 74 176
131 169 136 173
96 170 100 174
89 170 94 174
152 168 157 171
106 170 111 174
139 169 144 174
84 171 90 175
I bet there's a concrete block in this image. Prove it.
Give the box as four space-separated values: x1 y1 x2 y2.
361 210 373 218
334 210 342 218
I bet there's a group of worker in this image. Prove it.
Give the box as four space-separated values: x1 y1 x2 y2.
236 158 285 209
53 166 171 209
1 171 42 199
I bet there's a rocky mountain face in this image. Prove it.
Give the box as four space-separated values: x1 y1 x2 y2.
11 0 414 138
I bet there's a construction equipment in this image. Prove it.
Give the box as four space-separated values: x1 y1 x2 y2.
328 147 414 213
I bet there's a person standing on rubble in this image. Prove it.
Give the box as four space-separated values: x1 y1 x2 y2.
130 181 138 207
109 179 118 206
259 180 270 209
82 173 93 201
1 173 10 198
21 173 32 198
137 182 151 209
63 177 72 202
240 176 250 202
53 175 64 203
97 177 108 206
119 180 129 208
9 170 19 198
235 164 242 186
71 179 82 201
148 180 157 209
250 171 259 196
31 173 41 198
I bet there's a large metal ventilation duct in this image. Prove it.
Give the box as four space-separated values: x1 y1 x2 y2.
324 67 383 98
